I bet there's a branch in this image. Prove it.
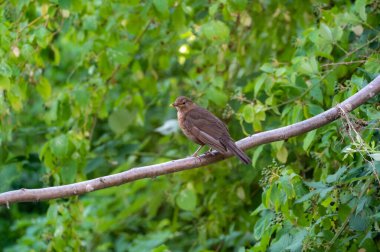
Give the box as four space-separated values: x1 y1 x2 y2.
1 75 380 205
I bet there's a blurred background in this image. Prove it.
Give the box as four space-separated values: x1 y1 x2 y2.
0 0 379 251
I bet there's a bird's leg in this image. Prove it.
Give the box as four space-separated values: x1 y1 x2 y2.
205 148 217 156
192 145 204 157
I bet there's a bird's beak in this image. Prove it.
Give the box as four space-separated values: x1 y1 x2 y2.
171 103 176 107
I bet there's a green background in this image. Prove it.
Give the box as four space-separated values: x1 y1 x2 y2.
0 0 379 251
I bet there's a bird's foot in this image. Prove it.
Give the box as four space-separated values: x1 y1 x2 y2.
205 148 217 156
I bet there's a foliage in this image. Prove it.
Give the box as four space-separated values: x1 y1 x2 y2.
0 0 379 251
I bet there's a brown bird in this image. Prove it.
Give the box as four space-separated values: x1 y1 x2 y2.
172 96 251 164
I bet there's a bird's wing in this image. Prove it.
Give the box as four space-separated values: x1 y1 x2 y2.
184 107 229 153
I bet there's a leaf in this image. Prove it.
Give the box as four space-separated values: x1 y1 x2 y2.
319 23 333 42
253 211 275 240
354 0 367 21
286 230 308 251
242 104 255 123
201 20 230 43
252 145 264 167
254 74 266 97
176 188 197 211
304 181 327 189
296 57 319 76
51 45 61 65
228 0 247 11
269 233 292 252
291 105 302 123
260 63 275 73
172 6 186 32
303 130 317 151
326 166 347 183
50 134 69 157
36 77 52 101
356 196 369 214
108 109 131 135
349 213 369 231
8 84 23 112
254 103 266 121
35 27 51 48
0 61 12 77
269 184 282 211
60 161 77 184
206 87 228 107
310 82 323 104
153 0 169 17
280 176 295 199
295 190 317 204
74 88 90 107
0 75 10 90
308 104 324 116
276 146 288 163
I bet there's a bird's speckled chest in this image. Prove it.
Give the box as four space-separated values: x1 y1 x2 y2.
177 110 203 145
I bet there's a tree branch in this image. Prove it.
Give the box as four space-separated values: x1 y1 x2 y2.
1 75 380 205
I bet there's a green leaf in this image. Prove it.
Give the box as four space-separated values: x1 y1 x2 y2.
0 61 12 77
319 23 333 42
280 176 295 199
176 188 197 211
252 145 264 167
228 0 247 11
172 6 186 32
36 77 52 101
286 230 308 251
206 87 228 107
308 104 324 116
153 0 169 17
60 161 77 184
0 75 10 90
295 190 317 204
253 211 275 240
108 109 131 135
354 0 367 21
254 103 266 121
35 27 51 48
260 63 275 73
50 134 69 157
326 166 347 183
269 233 292 252
310 83 323 104
8 84 23 112
74 88 90 107
303 130 317 151
269 184 282 211
242 104 254 123
201 20 230 43
254 74 266 97
349 213 369 231
276 146 288 163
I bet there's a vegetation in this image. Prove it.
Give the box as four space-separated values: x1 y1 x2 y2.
0 0 379 251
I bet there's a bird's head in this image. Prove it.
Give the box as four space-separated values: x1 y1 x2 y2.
172 96 195 112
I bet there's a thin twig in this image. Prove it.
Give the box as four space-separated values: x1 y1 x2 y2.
321 60 368 67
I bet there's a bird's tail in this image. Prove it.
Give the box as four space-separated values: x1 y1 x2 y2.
224 139 251 165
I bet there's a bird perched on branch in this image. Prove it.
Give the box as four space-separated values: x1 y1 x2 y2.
172 96 251 164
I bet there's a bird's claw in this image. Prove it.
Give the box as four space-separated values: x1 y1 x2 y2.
205 149 217 156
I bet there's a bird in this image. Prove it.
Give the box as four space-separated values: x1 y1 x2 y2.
172 96 251 164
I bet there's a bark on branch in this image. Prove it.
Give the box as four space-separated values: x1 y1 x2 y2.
1 75 380 205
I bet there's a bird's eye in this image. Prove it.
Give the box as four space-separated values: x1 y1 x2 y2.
182 101 186 104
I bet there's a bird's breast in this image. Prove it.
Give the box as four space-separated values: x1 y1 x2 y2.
177 111 203 145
